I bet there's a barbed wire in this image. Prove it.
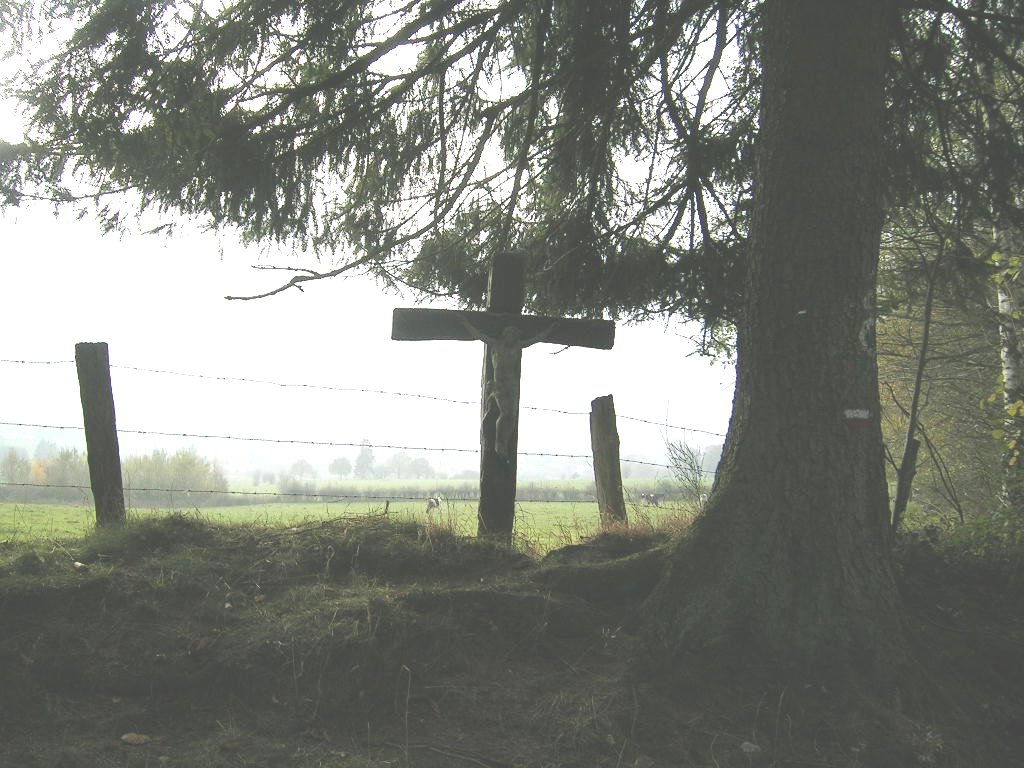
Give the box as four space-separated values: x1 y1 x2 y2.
0 480 456 500
616 414 725 437
0 420 685 469
0 358 727 438
114 364 480 407
0 480 644 504
1 480 713 505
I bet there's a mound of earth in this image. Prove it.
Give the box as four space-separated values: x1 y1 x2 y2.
1 514 1021 766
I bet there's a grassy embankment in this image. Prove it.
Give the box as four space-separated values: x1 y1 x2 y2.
0 495 690 554
0 507 1021 767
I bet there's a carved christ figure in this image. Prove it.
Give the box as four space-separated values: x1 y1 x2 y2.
457 315 556 459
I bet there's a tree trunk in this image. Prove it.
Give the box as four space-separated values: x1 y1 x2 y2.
973 0 1024 518
996 256 1024 512
646 0 906 681
892 256 939 534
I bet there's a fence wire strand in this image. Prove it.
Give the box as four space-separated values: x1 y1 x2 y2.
1 355 723 487
0 358 726 437
1 350 725 526
0 421 680 468
0 480 614 504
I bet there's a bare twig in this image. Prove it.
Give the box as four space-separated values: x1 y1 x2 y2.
224 257 377 300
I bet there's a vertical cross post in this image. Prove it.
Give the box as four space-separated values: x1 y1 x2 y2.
478 252 526 539
392 253 615 544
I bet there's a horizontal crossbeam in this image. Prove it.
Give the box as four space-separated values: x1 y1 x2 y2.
391 308 615 350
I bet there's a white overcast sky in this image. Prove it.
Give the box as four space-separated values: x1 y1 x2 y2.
0 70 735 480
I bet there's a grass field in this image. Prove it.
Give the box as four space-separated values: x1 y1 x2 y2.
0 498 694 553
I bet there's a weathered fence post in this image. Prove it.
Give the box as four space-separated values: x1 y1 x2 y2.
590 394 627 527
75 342 126 526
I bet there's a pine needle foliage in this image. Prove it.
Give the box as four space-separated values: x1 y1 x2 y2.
3 0 1024 350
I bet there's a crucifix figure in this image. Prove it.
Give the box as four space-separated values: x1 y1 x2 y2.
392 252 615 542
458 317 558 460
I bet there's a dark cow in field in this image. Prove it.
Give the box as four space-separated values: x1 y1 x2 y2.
640 493 661 507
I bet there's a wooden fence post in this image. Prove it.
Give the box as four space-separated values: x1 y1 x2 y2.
590 394 627 528
75 342 126 526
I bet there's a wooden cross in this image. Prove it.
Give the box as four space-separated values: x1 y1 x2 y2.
392 252 615 542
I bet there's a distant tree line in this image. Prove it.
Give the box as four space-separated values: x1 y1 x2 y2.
122 448 229 507
274 444 439 488
0 446 91 504
0 446 228 506
1 440 710 508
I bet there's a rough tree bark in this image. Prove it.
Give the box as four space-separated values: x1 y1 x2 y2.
646 0 907 682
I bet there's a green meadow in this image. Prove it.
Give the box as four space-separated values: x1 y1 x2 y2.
0 498 693 554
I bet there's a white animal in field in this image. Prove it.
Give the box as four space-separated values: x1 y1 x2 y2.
425 496 442 513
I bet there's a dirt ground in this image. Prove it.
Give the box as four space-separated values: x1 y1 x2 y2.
1 514 1021 767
